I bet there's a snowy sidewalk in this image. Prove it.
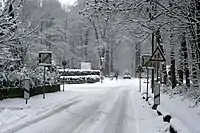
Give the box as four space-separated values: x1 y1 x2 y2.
160 93 200 133
140 78 200 133
0 90 82 132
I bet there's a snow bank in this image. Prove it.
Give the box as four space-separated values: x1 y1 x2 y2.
157 106 170 116
161 94 200 133
0 91 82 132
170 118 192 133
140 78 200 133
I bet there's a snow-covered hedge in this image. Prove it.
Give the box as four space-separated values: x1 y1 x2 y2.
59 69 100 84
0 67 60 89
60 75 100 84
0 84 60 100
59 69 100 76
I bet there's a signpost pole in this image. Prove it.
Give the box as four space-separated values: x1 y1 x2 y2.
43 66 46 99
139 72 142 92
152 32 155 93
146 67 149 101
63 67 65 91
156 62 159 82
136 65 144 92
62 61 67 91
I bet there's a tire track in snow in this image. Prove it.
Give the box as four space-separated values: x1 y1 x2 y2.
58 101 102 133
132 87 140 133
46 88 120 133
2 96 81 133
65 88 122 133
102 89 128 133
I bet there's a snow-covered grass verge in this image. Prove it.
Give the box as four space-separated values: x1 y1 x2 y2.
160 91 200 133
0 91 82 132
139 78 200 133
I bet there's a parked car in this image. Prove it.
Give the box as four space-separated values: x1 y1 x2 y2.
123 72 131 79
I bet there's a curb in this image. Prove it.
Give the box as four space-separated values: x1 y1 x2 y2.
141 94 178 133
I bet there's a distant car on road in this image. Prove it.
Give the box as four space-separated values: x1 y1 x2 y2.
109 73 115 79
123 72 131 79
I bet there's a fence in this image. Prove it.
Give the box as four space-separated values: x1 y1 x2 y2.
0 84 60 100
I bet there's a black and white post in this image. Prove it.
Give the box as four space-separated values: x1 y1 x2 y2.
43 66 46 99
152 83 160 110
24 77 30 104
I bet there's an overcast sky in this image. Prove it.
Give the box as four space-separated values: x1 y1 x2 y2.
58 0 76 6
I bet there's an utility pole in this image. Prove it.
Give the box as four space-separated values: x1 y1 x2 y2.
151 32 155 93
135 43 141 77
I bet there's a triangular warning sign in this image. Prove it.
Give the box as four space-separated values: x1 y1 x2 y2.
149 46 165 62
136 65 144 73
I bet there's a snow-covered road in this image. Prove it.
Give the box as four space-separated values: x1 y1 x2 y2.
1 79 165 133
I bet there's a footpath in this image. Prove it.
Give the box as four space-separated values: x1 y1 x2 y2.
140 78 200 133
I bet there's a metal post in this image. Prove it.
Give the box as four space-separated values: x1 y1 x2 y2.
152 32 155 93
43 66 46 99
63 67 65 91
139 73 142 92
156 62 159 82
146 67 149 101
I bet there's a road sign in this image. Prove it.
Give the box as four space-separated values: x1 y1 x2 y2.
141 54 153 67
81 62 91 70
136 66 144 73
62 61 67 66
149 46 165 62
38 51 52 66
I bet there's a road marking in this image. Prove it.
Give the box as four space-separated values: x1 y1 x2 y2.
132 88 140 133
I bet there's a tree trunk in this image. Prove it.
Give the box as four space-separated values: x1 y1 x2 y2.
178 37 184 85
178 69 183 85
196 1 200 70
84 29 89 62
105 48 110 76
170 33 176 89
162 63 167 85
170 59 176 89
182 33 190 87
188 25 199 89
110 44 114 73
185 68 190 87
